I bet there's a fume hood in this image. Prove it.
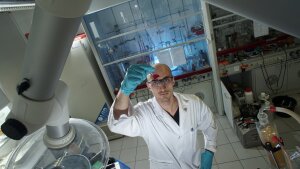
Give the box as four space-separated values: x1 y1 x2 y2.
83 0 210 94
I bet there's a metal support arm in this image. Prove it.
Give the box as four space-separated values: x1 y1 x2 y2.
1 0 92 141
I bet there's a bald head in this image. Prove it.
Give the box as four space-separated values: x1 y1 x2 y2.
146 64 175 103
147 64 172 82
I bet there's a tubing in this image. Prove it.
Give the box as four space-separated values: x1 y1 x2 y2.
275 107 300 124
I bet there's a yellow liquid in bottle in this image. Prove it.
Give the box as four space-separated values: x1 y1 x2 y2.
259 125 286 168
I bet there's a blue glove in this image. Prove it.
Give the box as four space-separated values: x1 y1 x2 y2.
200 149 214 169
120 64 154 96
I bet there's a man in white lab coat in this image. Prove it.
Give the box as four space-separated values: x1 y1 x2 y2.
108 64 217 169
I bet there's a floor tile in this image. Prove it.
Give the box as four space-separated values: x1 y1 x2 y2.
122 136 138 149
119 147 137 163
136 146 149 161
275 118 293 134
241 156 269 169
109 138 123 152
280 131 300 149
216 119 223 130
216 129 230 146
109 151 121 159
282 117 300 131
263 155 272 166
218 161 243 169
215 114 225 119
218 117 231 129
257 146 268 156
231 142 261 160
135 159 150 169
213 157 217 165
214 144 238 163
126 162 136 169
137 137 147 147
212 164 219 169
224 128 240 143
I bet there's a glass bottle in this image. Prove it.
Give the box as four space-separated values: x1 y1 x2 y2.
256 109 287 169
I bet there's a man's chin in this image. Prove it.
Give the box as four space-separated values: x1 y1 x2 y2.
157 93 172 102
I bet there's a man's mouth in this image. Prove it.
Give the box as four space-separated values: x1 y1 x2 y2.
159 91 169 95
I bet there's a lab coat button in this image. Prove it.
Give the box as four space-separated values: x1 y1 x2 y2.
183 107 187 111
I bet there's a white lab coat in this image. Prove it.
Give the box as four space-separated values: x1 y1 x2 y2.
108 92 217 169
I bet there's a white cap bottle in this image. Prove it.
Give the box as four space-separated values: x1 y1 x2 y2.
244 88 254 104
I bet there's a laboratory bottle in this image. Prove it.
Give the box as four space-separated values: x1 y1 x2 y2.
244 88 254 104
256 110 287 169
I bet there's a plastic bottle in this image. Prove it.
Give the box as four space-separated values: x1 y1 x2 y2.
244 88 254 104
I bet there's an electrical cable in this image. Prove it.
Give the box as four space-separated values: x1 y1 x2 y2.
259 47 288 94
260 64 272 93
260 52 277 93
260 53 279 93
276 57 283 87
272 47 287 93
279 47 288 90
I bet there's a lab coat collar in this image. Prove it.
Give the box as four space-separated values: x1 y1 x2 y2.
175 93 192 131
151 92 190 120
151 96 167 118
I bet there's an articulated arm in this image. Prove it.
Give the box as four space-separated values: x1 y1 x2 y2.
1 0 91 144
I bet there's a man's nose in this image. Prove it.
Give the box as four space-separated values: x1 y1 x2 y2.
157 82 167 88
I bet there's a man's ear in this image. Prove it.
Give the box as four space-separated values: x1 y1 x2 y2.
146 82 151 89
171 78 175 86
146 83 153 92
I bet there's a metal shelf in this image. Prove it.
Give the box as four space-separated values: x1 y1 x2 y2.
210 10 248 30
211 13 236 22
103 36 206 66
218 46 300 77
213 18 248 29
95 11 203 44
216 35 291 56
